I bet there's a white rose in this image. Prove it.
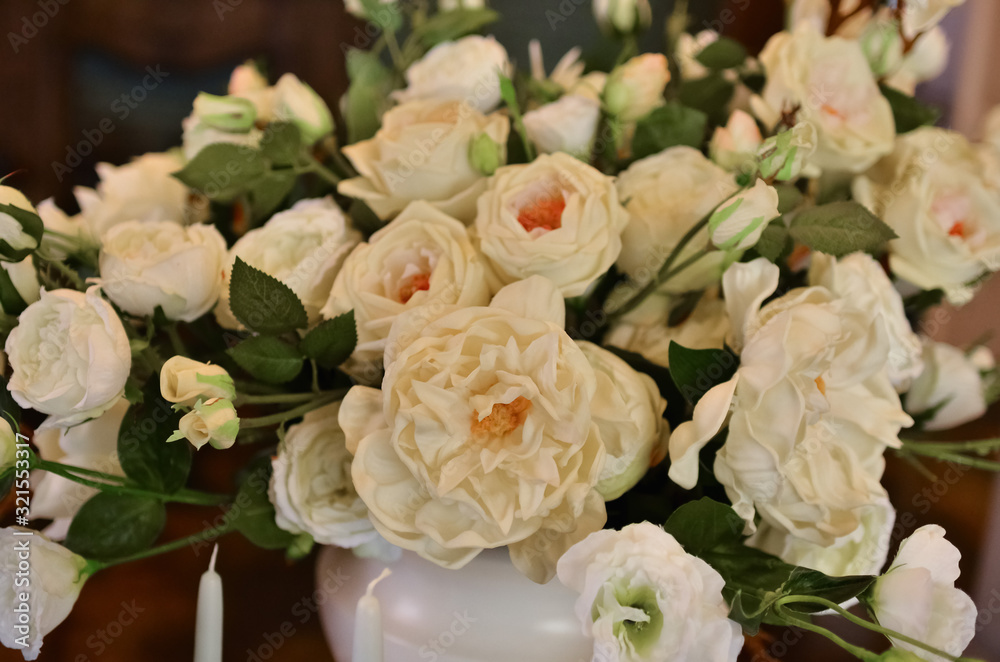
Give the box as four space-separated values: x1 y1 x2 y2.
790 0 872 37
321 201 496 373
675 30 719 81
708 179 780 251
593 0 652 35
900 0 965 39
0 528 90 661
6 287 131 428
577 341 668 500
167 397 239 450
339 99 509 221
215 197 359 328
853 127 1000 304
748 496 895 577
0 186 41 256
269 402 379 547
522 94 601 159
339 277 607 583
905 339 991 430
710 109 763 171
870 525 977 660
809 252 924 391
228 61 268 96
98 220 227 322
557 522 743 662
474 152 629 297
615 147 739 293
35 199 91 258
0 256 40 314
605 289 731 368
883 27 950 95
73 152 194 238
669 260 912 545
752 23 895 173
603 53 670 123
160 357 235 407
271 73 334 144
392 35 511 113
182 115 262 161
31 399 129 535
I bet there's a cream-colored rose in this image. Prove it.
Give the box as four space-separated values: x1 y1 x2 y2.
321 201 495 373
870 525 977 660
592 0 652 35
167 397 239 450
675 30 719 81
339 277 607 584
905 339 992 430
160 357 235 407
883 27 950 95
809 252 924 391
31 399 129 535
74 152 195 237
790 0 873 38
708 178 779 251
670 260 912 545
269 402 379 547
748 496 895 577
557 523 743 662
853 127 1000 304
603 53 670 123
0 528 89 661
710 109 763 172
523 94 601 159
577 341 668 500
35 199 92 259
0 186 41 257
98 220 227 322
216 197 359 328
6 287 131 428
339 99 510 221
614 147 739 293
900 0 965 39
753 23 895 173
392 35 511 113
228 61 268 97
474 152 629 297
0 256 40 314
271 73 334 144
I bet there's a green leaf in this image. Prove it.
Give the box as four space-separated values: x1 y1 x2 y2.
788 201 898 257
414 8 500 47
668 342 739 405
228 257 308 335
500 73 535 161
65 493 166 560
663 498 745 555
0 262 28 314
780 568 876 613
359 0 402 31
249 170 296 222
0 375 20 428
299 311 357 369
259 122 302 167
0 203 43 262
118 382 192 494
880 84 941 133
678 72 735 125
344 49 394 144
173 143 267 202
228 335 304 384
775 184 805 215
753 219 791 262
632 103 708 160
695 37 748 71
232 459 295 550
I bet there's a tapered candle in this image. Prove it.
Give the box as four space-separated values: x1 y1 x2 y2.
352 568 391 662
194 545 223 662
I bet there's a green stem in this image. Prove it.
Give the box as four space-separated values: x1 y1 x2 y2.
899 446 1000 472
301 154 342 186
235 390 334 406
35 459 231 506
773 606 873 661
165 324 187 357
383 28 406 71
91 520 237 571
310 359 320 394
36 254 87 290
239 392 343 429
902 438 1000 455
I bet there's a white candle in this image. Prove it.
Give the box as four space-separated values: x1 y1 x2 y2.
352 568 391 662
194 544 223 662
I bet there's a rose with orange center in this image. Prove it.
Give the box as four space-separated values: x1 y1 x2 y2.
322 201 498 382
474 152 629 297
339 277 609 584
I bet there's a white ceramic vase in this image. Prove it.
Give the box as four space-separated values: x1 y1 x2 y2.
315 545 594 661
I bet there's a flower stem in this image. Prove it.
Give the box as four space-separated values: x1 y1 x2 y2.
902 438 1000 456
239 391 343 429
899 447 1000 472
773 606 874 661
35 254 87 290
236 390 336 406
91 520 237 571
165 324 187 357
300 154 342 186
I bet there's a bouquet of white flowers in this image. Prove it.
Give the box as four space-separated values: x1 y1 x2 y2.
2 0 999 660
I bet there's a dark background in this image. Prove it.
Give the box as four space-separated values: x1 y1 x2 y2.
0 1 997 661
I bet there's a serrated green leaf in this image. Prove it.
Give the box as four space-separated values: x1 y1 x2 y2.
632 103 708 160
259 122 302 167
65 493 166 560
249 170 296 222
173 143 267 202
344 49 394 143
880 84 940 133
228 257 308 334
233 459 295 549
359 0 402 31
789 201 897 257
500 72 535 161
678 72 735 125
695 37 748 71
118 382 192 493
228 335 304 384
668 342 739 405
299 311 357 369
754 219 791 262
414 8 500 47
780 568 876 613
0 203 43 262
664 498 745 555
